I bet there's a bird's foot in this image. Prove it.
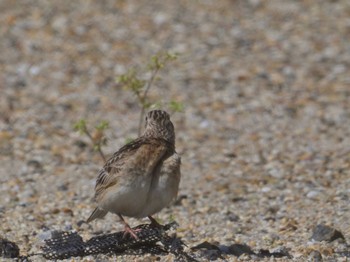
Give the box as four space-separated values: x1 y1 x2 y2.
118 214 141 240
122 224 141 240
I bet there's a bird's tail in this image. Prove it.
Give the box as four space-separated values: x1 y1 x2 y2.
86 207 108 223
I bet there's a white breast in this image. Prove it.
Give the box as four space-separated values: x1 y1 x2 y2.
139 153 181 217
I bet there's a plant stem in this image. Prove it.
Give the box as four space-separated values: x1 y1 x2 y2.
137 106 145 136
144 67 159 101
83 128 106 162
96 144 106 162
137 67 160 135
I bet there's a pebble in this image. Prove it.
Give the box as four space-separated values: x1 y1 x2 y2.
306 190 321 199
310 224 345 242
0 238 20 258
308 250 323 262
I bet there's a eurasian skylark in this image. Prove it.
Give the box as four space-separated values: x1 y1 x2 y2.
87 110 181 239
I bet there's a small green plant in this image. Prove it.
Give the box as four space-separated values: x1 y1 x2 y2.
169 214 176 223
74 52 183 161
74 119 109 161
117 52 183 135
169 100 184 115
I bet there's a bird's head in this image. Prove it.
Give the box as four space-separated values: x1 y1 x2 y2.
144 110 175 144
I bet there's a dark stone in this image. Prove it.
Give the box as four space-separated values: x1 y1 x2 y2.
191 241 220 251
226 243 254 256
337 251 350 258
57 183 69 191
224 152 237 158
27 159 42 170
0 238 20 258
77 220 87 227
191 241 223 260
74 140 88 149
311 224 345 242
257 248 291 258
226 211 240 222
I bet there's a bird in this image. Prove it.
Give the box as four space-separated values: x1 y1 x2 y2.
86 110 181 239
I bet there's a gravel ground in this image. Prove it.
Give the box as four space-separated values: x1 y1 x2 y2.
1 0 350 261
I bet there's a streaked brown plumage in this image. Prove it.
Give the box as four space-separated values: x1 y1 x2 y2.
87 110 181 239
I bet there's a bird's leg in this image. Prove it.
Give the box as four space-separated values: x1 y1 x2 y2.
118 214 141 240
148 216 163 228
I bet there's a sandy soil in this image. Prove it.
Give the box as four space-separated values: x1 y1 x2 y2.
1 0 350 261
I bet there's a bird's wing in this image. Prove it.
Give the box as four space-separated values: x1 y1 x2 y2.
94 137 173 201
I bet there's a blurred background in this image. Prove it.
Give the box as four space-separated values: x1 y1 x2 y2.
1 0 350 260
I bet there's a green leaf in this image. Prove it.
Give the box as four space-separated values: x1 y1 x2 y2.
166 52 178 60
73 119 87 134
117 69 145 94
100 137 108 146
169 100 184 112
95 120 109 131
148 52 177 71
150 101 162 109
169 214 176 222
93 144 100 151
125 137 135 144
